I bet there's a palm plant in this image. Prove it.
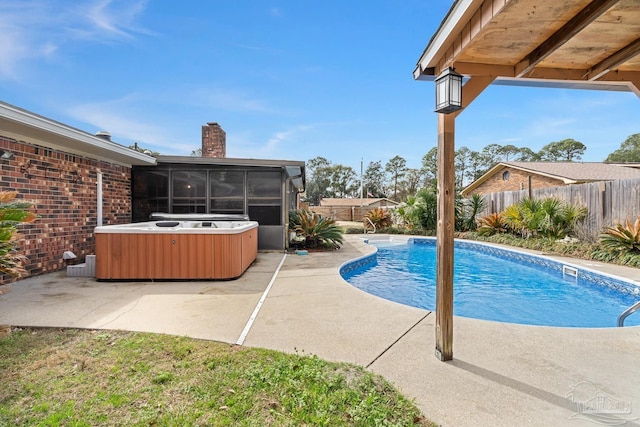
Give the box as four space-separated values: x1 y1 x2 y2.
501 197 586 239
391 188 437 231
393 196 418 229
502 203 528 237
0 191 36 277
457 193 486 231
292 209 343 249
599 217 640 254
364 208 392 231
416 188 438 231
476 213 507 236
538 198 587 239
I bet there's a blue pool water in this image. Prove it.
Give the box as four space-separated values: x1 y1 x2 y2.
342 238 640 328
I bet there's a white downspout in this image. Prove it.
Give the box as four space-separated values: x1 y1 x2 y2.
97 172 103 226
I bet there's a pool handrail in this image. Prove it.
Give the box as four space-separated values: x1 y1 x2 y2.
617 300 640 327
364 217 376 234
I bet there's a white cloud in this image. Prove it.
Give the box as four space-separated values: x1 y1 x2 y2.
228 124 315 158
66 97 193 154
84 0 155 39
0 0 153 80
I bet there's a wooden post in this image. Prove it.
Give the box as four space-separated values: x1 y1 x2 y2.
435 113 455 361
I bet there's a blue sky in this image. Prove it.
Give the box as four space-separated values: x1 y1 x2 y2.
1 0 638 172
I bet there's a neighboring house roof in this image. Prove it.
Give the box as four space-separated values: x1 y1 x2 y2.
462 162 640 196
319 198 399 207
0 101 156 167
157 155 306 192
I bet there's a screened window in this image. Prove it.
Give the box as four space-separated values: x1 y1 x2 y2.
210 170 244 213
172 170 207 213
247 170 281 225
131 169 169 222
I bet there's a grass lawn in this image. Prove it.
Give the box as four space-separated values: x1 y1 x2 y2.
0 328 435 426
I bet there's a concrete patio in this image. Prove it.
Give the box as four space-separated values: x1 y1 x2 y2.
1 234 639 426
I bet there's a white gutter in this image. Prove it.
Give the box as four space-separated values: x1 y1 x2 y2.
97 172 103 226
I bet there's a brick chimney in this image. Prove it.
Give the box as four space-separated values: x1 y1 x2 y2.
201 122 226 158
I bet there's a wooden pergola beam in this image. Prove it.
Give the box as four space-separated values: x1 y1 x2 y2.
453 62 515 77
515 0 621 78
588 38 640 81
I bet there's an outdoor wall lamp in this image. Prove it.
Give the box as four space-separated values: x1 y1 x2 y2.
0 149 14 159
435 67 463 114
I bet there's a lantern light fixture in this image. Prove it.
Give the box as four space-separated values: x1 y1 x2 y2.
434 67 463 114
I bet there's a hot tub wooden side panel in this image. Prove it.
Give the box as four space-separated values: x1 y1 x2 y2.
95 230 256 280
242 228 258 272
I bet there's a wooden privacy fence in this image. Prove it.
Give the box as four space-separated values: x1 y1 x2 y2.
309 206 378 222
480 178 640 238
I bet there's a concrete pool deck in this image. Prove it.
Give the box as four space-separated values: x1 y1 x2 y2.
1 234 640 426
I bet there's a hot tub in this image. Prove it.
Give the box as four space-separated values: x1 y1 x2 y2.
95 219 258 280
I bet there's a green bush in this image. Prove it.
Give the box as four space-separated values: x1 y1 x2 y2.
364 208 392 231
290 209 343 250
599 217 640 254
501 197 586 239
476 213 507 236
457 193 486 232
592 217 640 267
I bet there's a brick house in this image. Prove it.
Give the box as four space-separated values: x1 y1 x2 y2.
0 101 155 284
1 102 305 284
461 162 640 197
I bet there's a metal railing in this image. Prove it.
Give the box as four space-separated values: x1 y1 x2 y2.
364 217 376 234
617 300 640 327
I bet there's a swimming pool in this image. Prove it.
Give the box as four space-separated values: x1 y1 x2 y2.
341 237 640 328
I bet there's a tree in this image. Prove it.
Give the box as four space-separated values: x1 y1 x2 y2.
402 168 423 199
538 139 586 161
385 155 407 201
468 151 487 182
421 147 438 183
516 147 538 161
454 146 472 188
328 165 358 198
480 144 503 168
499 145 521 161
363 161 386 197
305 157 333 205
605 133 640 162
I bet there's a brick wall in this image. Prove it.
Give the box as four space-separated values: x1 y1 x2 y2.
471 167 564 195
0 134 131 284
201 122 226 158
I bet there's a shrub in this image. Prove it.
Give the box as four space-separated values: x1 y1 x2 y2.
0 191 36 277
364 208 392 231
501 197 586 239
599 217 640 255
457 193 486 232
476 213 507 236
291 209 343 249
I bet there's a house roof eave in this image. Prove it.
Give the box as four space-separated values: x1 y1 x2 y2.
0 101 156 167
